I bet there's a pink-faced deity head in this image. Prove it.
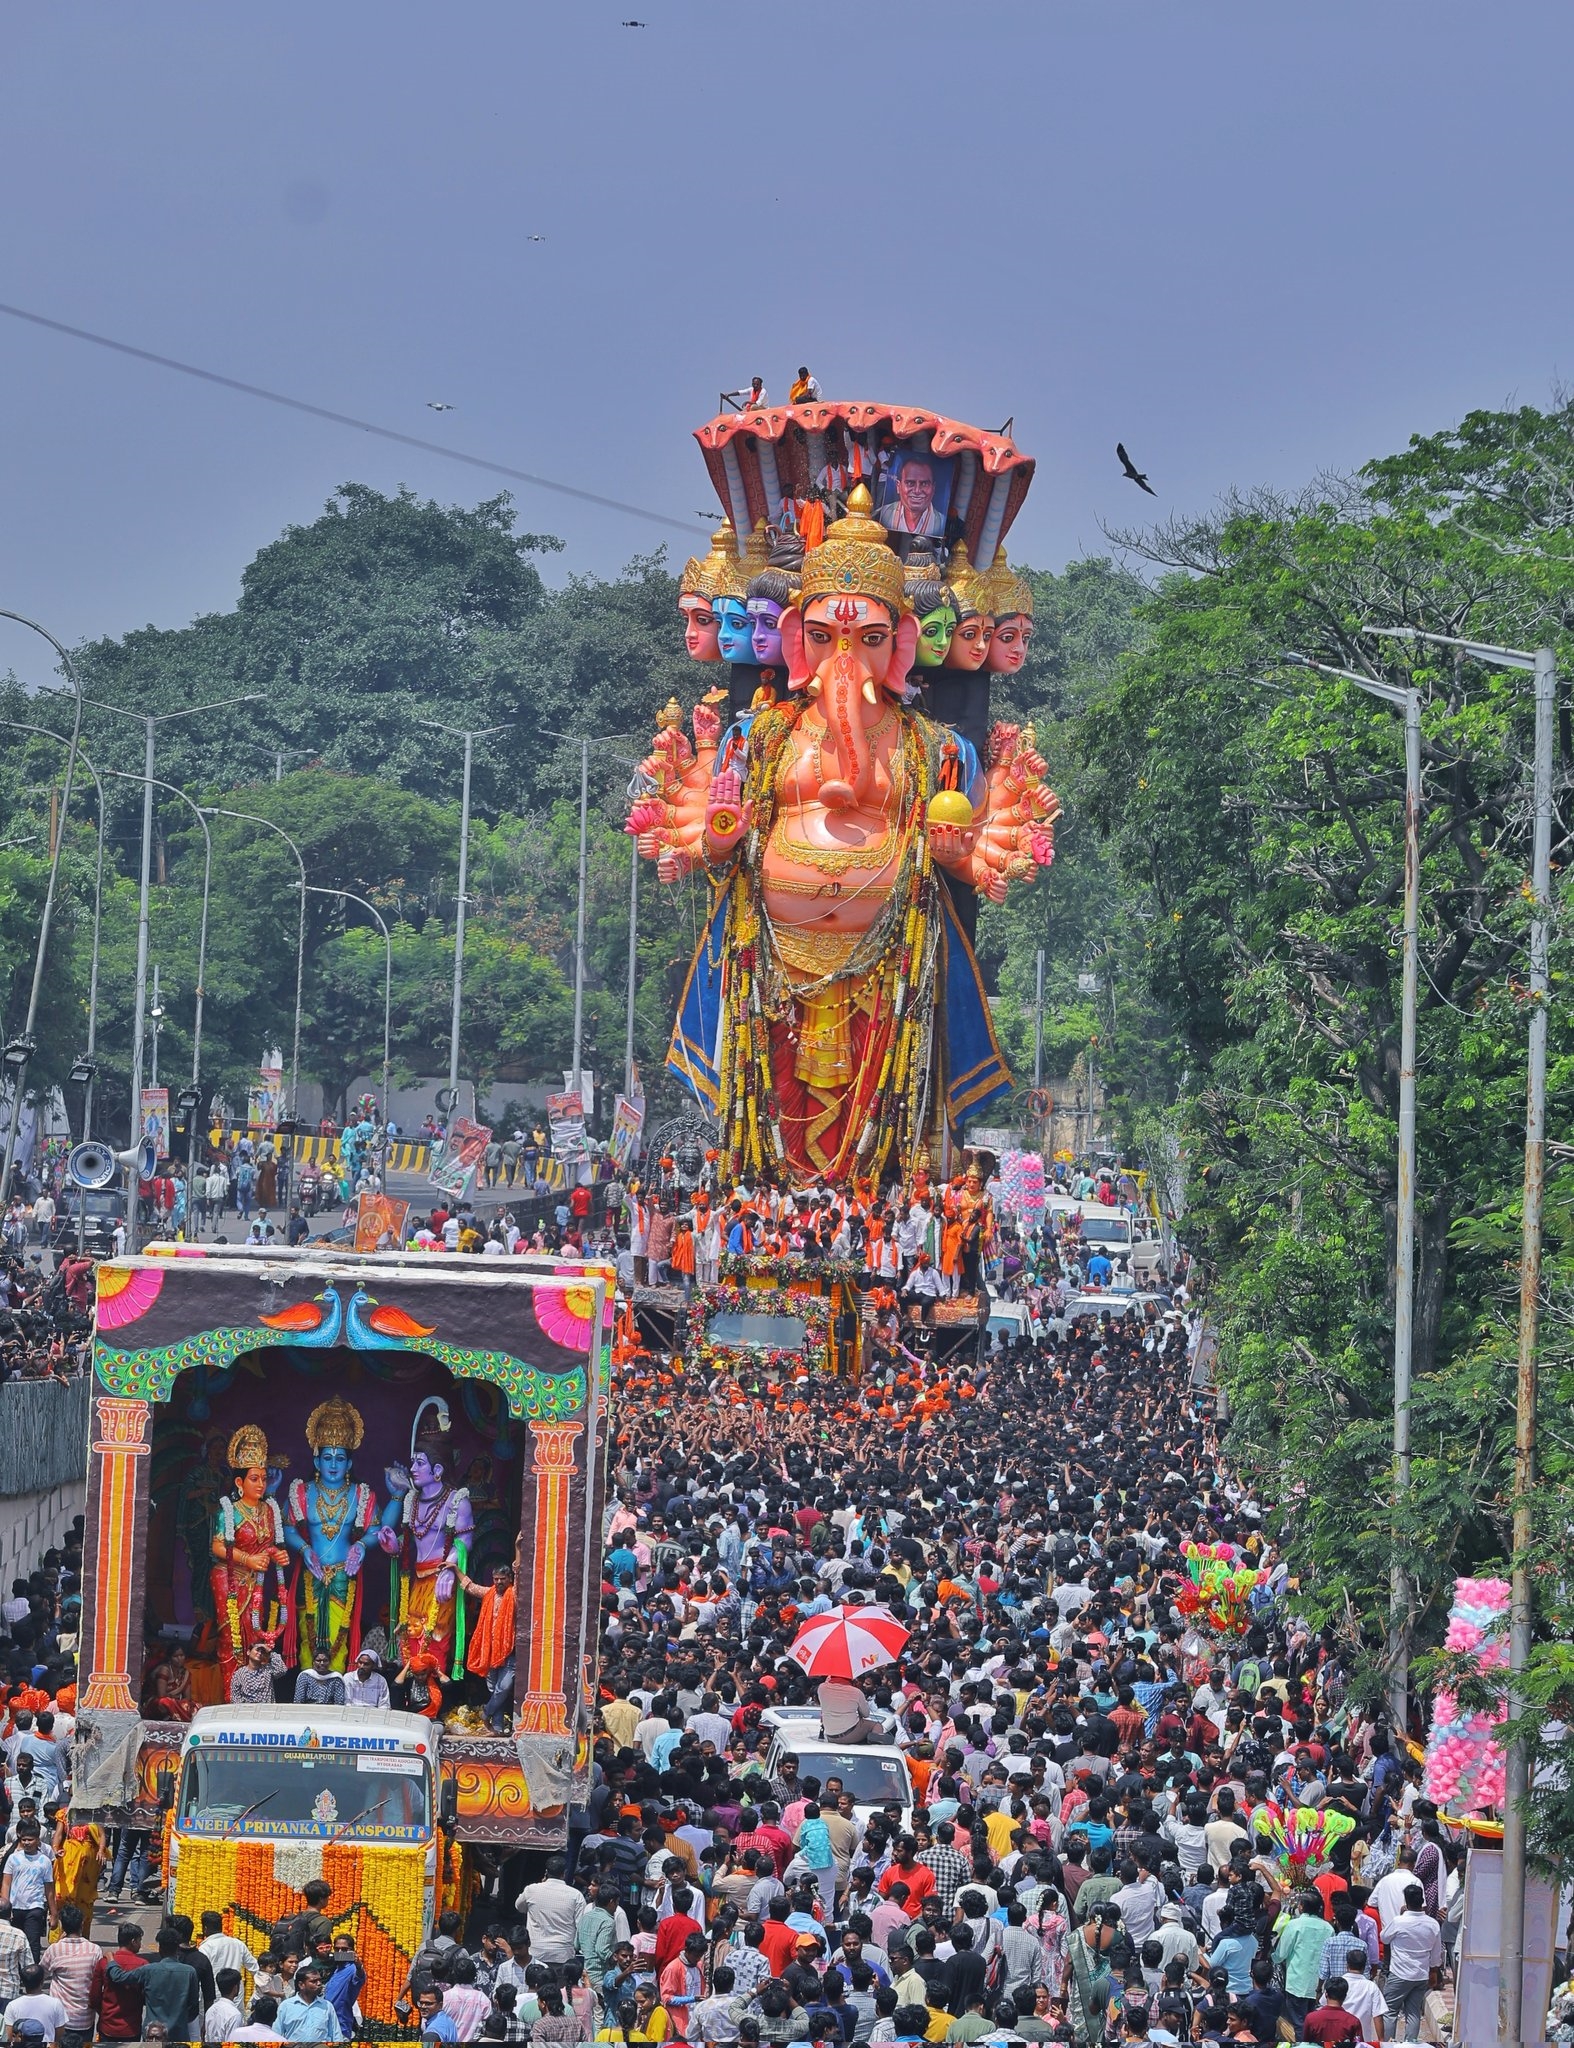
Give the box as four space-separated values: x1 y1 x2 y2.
982 552 1035 676
679 595 721 662
986 614 1033 674
944 614 993 671
942 543 994 671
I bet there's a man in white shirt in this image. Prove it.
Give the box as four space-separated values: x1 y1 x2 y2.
342 1649 390 1710
1381 1887 1443 2040
1337 1952 1386 2044
515 1857 586 1964
204 1966 246 2042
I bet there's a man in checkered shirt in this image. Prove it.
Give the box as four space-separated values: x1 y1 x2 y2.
918 1820 971 1914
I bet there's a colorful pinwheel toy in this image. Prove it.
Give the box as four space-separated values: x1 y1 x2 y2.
1249 1800 1356 1875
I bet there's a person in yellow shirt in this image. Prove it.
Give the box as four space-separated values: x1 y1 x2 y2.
601 1683 641 1750
983 1802 1021 1863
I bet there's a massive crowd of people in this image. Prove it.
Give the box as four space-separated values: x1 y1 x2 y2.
0 1157 1512 2043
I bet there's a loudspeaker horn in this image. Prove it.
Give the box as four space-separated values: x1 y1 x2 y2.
66 1141 117 1190
119 1136 159 1181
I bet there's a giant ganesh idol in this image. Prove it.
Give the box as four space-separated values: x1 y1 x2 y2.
630 402 1058 1185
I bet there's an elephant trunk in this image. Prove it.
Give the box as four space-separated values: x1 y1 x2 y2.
816 650 877 811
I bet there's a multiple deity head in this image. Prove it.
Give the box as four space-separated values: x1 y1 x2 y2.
679 510 1032 680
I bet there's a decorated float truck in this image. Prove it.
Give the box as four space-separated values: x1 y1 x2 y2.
72 1247 607 2029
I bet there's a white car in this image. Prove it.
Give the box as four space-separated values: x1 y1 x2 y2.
761 1714 914 1826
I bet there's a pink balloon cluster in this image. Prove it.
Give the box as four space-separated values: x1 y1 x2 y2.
1423 1575 1509 1814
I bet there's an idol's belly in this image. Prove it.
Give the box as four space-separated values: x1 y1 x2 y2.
763 803 903 934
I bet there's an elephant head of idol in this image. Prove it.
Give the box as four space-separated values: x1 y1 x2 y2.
779 486 918 811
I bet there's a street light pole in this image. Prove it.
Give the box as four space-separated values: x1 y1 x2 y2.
1284 651 1421 1728
625 829 640 1098
105 771 212 1238
202 806 308 1133
304 886 393 1126
0 613 84 1209
573 737 589 1097
1033 947 1045 1091
417 720 508 1123
88 692 263 1248
1367 625 1557 2048
0 721 105 1142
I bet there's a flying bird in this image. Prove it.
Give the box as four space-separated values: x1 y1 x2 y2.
621 18 648 24
1116 443 1156 496
527 234 547 243
427 401 455 412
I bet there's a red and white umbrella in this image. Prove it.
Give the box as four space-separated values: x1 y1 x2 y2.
786 1603 910 1680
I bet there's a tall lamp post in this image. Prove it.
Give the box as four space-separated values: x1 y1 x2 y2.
1281 650 1422 1730
0 720 105 1144
305 886 393 1125
201 806 308 1131
417 721 510 1121
1368 625 1557 2048
543 730 641 1116
87 693 263 1242
106 772 212 1238
0 612 85 1208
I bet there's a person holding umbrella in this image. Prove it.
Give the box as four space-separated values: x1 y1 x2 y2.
786 1599 909 1745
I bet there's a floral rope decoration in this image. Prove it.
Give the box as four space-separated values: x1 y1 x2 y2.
719 1250 863 1286
691 1282 831 1373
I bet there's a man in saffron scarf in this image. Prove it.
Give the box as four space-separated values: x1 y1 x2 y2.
462 1563 517 1733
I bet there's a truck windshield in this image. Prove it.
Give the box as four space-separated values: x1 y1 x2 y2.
178 1747 430 1837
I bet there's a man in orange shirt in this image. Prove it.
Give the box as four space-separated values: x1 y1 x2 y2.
878 1837 936 1916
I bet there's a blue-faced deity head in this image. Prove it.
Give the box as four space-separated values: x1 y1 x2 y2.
713 596 755 665
315 1444 351 1486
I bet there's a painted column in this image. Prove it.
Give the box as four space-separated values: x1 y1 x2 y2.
515 1421 584 1735
80 1396 152 1712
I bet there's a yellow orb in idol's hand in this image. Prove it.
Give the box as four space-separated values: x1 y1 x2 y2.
927 789 975 829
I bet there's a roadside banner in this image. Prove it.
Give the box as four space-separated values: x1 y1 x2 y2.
139 1087 171 1162
607 1094 644 1173
428 1115 492 1199
248 1063 283 1132
545 1091 588 1166
355 1190 410 1252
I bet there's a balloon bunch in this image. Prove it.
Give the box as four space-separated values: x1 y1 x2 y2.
1249 1800 1355 1875
1423 1576 1509 1815
1176 1541 1270 1640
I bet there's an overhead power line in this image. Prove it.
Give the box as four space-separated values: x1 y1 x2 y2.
0 299 705 537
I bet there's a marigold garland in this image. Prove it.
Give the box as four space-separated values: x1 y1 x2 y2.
172 1835 428 2026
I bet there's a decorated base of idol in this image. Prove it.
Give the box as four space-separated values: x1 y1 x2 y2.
632 400 1059 1195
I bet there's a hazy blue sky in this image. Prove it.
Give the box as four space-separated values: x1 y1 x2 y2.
2 2 1571 685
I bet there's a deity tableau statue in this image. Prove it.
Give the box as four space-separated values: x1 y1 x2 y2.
210 1424 290 1695
377 1398 474 1679
283 1396 380 1672
634 474 1058 1186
